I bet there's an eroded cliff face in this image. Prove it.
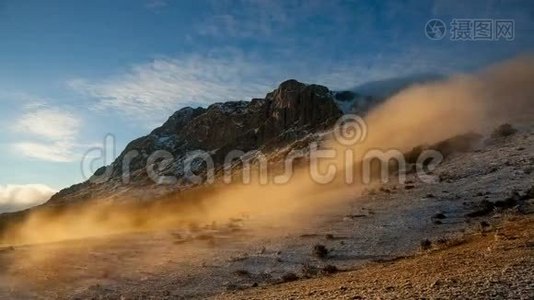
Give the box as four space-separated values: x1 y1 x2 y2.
47 80 344 205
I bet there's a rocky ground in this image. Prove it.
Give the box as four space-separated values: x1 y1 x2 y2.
219 215 534 300
0 123 533 299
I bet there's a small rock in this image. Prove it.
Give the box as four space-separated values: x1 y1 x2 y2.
432 213 447 220
431 279 441 288
405 184 415 190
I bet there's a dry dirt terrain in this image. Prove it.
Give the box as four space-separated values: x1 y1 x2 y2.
0 123 533 299
219 216 534 300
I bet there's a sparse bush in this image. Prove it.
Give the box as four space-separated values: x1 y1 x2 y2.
321 264 338 274
436 238 448 245
233 269 250 277
404 184 415 190
301 264 319 278
478 221 491 232
312 244 329 258
225 283 240 291
491 123 517 138
524 186 534 199
0 246 15 253
433 132 482 156
228 253 249 262
195 233 214 240
420 239 432 251
435 236 467 249
466 200 495 218
280 272 299 282
188 222 200 233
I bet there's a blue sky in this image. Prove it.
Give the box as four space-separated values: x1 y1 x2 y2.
0 0 532 208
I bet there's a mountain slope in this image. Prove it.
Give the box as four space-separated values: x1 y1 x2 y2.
47 80 347 206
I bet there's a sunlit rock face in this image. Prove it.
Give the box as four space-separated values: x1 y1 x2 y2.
47 79 353 205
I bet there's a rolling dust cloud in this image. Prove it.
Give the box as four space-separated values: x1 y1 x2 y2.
1 55 533 251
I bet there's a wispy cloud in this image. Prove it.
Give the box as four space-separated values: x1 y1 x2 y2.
0 184 56 213
145 0 168 11
14 106 80 140
11 106 82 162
68 54 280 125
196 0 336 39
67 47 462 128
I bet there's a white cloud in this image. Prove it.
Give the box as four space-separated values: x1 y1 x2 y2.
0 184 56 213
14 107 80 140
12 141 76 162
68 54 278 125
11 106 82 162
146 0 168 9
66 46 464 129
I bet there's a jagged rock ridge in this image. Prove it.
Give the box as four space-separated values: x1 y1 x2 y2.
48 79 348 205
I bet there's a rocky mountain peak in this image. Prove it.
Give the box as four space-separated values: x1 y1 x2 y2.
47 79 345 205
